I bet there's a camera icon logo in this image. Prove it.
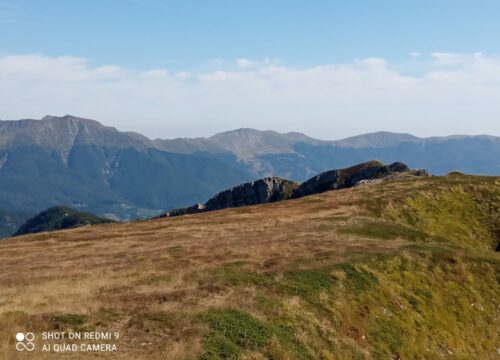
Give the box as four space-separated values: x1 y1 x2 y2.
16 332 35 352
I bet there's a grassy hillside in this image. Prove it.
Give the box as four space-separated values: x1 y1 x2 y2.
0 174 498 359
13 206 115 236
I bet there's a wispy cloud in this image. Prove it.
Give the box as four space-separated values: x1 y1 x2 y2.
0 53 499 139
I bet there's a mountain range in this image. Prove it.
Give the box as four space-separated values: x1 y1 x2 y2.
1 114 499 237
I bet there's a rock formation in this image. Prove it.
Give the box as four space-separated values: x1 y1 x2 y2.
158 160 429 218
204 177 299 211
159 177 299 217
293 160 412 198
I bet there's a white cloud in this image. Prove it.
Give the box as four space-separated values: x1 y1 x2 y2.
431 52 484 66
236 57 276 70
0 53 499 139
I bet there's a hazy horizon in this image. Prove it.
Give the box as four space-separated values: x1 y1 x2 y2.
3 114 500 142
1 1 499 139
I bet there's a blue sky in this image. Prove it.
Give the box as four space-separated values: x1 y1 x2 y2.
2 0 499 69
1 0 500 138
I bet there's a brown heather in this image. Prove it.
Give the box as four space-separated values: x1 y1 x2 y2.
0 174 499 359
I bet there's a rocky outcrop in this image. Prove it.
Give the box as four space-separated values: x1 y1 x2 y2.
292 160 412 198
162 203 206 217
205 177 299 211
159 177 299 217
158 160 429 218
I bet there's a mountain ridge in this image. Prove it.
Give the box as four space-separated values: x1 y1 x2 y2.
4 114 500 153
1 114 499 237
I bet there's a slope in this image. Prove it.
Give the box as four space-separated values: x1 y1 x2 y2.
0 174 498 359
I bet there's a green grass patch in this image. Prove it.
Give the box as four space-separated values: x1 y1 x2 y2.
398 185 499 249
280 268 335 299
127 311 176 333
206 264 273 288
53 313 86 326
339 220 429 242
2 310 29 321
201 333 241 360
203 309 272 350
95 308 121 327
341 251 500 359
368 317 404 358
200 309 312 360
336 263 379 294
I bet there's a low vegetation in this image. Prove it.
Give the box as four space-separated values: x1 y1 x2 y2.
0 174 498 359
13 205 114 236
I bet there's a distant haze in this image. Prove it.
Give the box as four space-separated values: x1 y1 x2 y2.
1 53 500 139
3 1 500 138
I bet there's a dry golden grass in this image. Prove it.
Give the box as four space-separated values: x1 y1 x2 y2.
0 175 498 359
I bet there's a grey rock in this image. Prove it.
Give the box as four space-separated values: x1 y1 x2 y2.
205 177 299 211
158 203 206 218
161 177 299 217
292 160 415 198
411 169 431 177
158 160 428 219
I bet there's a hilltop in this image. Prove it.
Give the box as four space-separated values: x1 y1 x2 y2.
0 173 498 359
13 206 114 236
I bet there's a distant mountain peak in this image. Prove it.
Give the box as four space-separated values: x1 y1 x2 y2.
210 127 314 139
42 114 87 121
210 127 278 138
208 128 321 161
41 114 107 128
333 131 421 148
0 115 151 164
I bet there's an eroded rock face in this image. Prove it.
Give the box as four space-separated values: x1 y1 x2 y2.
205 177 299 211
160 177 299 217
292 160 411 198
